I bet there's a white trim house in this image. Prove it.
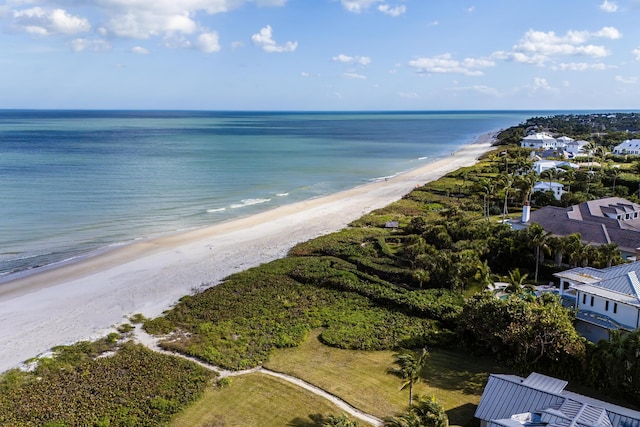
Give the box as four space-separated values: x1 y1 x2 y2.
533 181 565 200
520 132 558 150
613 139 640 155
476 372 640 427
555 261 640 342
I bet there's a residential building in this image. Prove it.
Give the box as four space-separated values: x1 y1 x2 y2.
532 160 579 175
476 372 640 427
520 132 559 150
555 261 640 342
533 181 564 200
613 139 640 155
565 139 590 157
527 197 640 258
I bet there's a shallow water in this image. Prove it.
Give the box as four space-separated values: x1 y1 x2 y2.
0 110 551 280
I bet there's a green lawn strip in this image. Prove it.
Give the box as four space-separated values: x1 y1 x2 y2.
264 330 510 426
170 372 367 427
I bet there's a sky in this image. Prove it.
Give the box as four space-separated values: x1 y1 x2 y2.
1 0 639 110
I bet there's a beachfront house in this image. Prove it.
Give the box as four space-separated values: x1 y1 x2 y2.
555 261 640 342
527 197 640 259
612 139 640 155
475 372 640 427
533 181 564 200
532 160 579 175
519 133 581 153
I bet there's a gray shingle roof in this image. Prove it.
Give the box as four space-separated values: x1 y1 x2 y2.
529 197 640 253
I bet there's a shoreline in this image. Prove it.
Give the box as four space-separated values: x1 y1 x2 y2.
0 133 496 373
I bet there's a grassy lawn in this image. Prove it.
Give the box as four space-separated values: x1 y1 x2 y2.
171 372 364 427
264 330 511 426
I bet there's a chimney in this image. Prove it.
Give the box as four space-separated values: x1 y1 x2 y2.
522 201 531 223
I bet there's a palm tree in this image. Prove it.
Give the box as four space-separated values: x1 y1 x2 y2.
323 414 360 427
606 166 622 194
384 412 423 427
383 397 449 427
499 173 514 222
598 242 620 268
504 268 532 295
474 260 494 290
528 223 551 282
391 348 430 407
476 178 496 221
515 171 538 206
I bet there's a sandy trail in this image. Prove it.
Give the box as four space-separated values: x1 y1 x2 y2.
0 136 494 373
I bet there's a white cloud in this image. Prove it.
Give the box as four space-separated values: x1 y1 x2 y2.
343 72 367 79
13 7 90 35
300 72 310 77
634 47 640 60
497 27 621 66
231 41 244 49
163 34 192 49
532 77 555 92
616 75 637 84
408 53 495 76
378 4 406 16
554 62 609 71
398 92 419 99
450 85 500 97
196 31 220 53
251 25 297 53
96 0 285 39
332 53 371 66
600 0 618 12
466 6 476 13
595 26 622 39
131 46 149 54
106 11 198 38
69 38 111 52
341 0 381 13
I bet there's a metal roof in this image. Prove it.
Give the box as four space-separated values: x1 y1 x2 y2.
476 373 640 427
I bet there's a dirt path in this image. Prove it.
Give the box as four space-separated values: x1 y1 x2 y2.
134 326 383 426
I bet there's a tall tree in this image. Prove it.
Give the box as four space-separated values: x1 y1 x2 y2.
391 348 430 407
528 223 551 282
384 397 449 427
499 173 514 222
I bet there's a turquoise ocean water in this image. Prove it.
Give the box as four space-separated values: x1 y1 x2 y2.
0 110 553 282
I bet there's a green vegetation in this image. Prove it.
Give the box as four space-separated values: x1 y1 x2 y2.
264 330 507 425
0 339 213 426
2 112 640 425
170 373 359 427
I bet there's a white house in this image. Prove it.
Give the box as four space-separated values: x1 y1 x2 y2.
475 372 640 427
520 133 578 152
520 132 559 150
532 160 579 175
565 139 590 156
613 139 640 155
533 181 564 200
555 261 640 342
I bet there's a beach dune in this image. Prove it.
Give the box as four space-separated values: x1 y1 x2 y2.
0 137 494 373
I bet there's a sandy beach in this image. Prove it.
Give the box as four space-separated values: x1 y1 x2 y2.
0 135 495 373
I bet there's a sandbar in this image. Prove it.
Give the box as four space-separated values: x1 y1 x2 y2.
0 134 495 373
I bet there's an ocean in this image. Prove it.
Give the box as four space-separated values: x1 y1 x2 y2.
0 110 549 282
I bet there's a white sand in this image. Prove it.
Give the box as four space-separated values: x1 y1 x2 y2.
0 136 495 373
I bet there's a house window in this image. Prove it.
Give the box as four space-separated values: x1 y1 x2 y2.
605 301 609 311
582 294 586 305
614 303 618 314
590 296 594 306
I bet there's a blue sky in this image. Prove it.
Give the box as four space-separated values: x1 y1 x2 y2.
1 0 639 110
